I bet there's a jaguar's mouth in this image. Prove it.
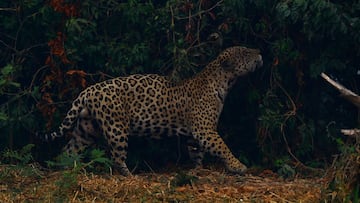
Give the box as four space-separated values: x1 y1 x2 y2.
249 55 263 72
257 55 263 68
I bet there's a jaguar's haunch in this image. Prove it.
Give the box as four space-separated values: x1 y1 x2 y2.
44 46 263 176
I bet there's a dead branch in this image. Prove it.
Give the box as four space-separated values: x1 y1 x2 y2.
174 0 224 20
321 73 360 108
341 129 360 138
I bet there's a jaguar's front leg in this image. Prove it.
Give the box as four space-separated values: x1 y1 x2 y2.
192 130 247 174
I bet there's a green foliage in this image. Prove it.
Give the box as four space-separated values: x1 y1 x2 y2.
322 130 360 202
1 144 35 165
46 152 83 169
46 149 112 172
350 184 359 203
253 0 359 168
0 144 41 181
0 0 50 150
277 163 296 179
0 64 21 93
47 149 112 199
64 0 168 75
54 169 79 197
87 148 113 169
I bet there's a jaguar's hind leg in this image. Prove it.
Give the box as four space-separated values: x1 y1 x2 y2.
104 128 131 176
187 138 204 168
64 115 97 155
99 113 132 176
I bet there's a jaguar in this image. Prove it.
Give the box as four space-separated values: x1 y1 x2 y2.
44 46 263 176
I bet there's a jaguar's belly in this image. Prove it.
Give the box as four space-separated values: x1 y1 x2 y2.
129 121 191 139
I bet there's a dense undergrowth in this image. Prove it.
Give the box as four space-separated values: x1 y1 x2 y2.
0 0 359 201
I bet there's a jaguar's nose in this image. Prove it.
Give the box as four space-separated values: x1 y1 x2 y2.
257 55 263 68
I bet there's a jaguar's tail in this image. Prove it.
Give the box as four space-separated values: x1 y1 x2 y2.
39 96 85 141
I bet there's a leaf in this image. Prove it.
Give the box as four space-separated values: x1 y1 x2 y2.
31 86 41 99
273 57 279 66
89 149 112 167
2 144 34 165
0 112 8 121
66 70 87 88
276 2 291 19
66 69 87 77
208 12 216 20
1 64 14 76
46 152 83 168
9 81 20 88
0 79 6 86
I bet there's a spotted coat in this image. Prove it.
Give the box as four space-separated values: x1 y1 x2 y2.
45 46 263 176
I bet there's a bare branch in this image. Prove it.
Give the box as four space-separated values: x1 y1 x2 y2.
321 72 360 108
174 0 223 20
0 8 17 12
341 129 360 138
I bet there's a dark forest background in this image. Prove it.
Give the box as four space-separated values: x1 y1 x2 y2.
0 0 359 172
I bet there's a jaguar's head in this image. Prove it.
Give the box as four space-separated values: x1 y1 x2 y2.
217 46 263 76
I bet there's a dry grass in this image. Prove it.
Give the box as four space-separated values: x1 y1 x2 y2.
0 166 324 202
322 136 360 202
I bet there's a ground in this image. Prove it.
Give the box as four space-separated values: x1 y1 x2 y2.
0 165 326 202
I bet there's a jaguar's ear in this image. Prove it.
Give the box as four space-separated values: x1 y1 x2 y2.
220 59 235 71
